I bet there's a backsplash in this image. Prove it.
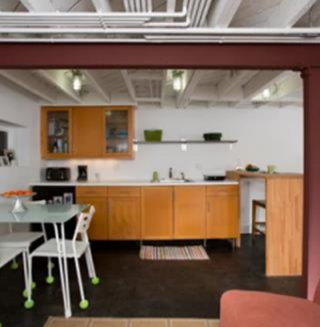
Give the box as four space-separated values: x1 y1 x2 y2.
44 106 303 181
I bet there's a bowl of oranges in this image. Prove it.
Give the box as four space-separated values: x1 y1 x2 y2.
1 190 34 213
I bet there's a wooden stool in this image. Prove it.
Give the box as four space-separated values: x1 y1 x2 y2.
252 199 266 238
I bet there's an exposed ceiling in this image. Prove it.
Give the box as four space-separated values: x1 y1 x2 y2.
0 0 319 43
0 0 309 108
0 68 302 109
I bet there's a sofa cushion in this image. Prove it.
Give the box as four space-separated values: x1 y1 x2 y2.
221 290 320 327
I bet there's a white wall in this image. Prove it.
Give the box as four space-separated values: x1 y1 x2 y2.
0 81 42 234
46 105 303 233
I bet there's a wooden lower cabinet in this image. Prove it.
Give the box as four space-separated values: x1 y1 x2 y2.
75 185 240 243
108 196 141 240
76 197 108 240
206 195 240 239
174 186 206 239
142 187 174 240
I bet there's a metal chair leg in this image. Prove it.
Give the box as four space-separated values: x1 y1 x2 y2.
74 256 89 309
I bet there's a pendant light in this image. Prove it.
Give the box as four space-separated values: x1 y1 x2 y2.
72 70 82 92
172 70 184 92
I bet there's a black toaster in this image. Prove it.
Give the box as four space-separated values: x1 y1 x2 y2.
46 167 71 181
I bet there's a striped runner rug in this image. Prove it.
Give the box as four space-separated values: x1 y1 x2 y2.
140 245 210 260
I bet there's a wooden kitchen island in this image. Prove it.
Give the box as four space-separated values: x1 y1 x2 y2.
227 170 303 277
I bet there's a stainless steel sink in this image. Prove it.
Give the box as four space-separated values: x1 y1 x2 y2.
159 178 194 183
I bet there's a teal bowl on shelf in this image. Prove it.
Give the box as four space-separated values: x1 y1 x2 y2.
144 130 163 142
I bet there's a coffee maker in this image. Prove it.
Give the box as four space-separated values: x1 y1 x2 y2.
77 165 88 181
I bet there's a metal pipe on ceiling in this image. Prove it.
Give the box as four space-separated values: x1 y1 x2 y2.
1 36 320 44
0 8 187 18
0 27 319 36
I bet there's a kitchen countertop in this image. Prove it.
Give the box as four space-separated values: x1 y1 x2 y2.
30 179 239 187
226 170 303 179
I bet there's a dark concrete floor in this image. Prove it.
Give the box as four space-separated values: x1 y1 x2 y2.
0 235 302 327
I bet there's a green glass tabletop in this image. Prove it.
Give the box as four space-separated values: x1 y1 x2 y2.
0 204 87 224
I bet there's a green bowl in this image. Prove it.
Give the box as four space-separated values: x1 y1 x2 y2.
246 167 260 172
144 130 162 142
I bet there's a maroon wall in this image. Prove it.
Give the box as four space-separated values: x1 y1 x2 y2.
0 42 319 299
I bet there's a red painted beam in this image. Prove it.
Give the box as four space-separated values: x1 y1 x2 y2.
0 43 320 69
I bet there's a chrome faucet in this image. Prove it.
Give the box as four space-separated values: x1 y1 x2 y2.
180 172 186 180
169 167 173 179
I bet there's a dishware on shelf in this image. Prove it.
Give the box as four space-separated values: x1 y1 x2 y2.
245 164 260 172
144 130 163 142
203 133 222 141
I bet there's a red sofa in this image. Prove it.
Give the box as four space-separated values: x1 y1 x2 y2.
220 281 320 327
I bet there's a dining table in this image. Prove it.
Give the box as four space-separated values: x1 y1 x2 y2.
0 203 87 318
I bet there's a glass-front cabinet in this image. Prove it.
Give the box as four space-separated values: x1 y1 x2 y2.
105 106 133 159
41 106 134 160
41 107 72 159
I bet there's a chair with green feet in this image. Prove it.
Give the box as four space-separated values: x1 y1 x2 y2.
25 206 100 310
0 200 54 292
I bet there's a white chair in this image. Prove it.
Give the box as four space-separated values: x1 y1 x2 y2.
0 247 29 299
0 200 54 294
26 206 100 310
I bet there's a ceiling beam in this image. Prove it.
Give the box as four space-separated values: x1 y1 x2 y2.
190 85 218 102
82 70 110 102
177 70 203 108
129 71 163 80
136 97 161 103
19 0 55 12
38 70 82 103
218 70 258 98
239 0 312 102
207 0 242 27
253 74 302 102
166 0 176 12
160 70 167 108
121 70 136 103
261 0 317 27
91 0 112 12
0 70 55 103
243 71 284 100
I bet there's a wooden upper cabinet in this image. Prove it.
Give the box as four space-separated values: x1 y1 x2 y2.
142 187 174 240
174 186 206 239
41 106 134 159
72 107 104 158
41 107 72 159
104 106 134 159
